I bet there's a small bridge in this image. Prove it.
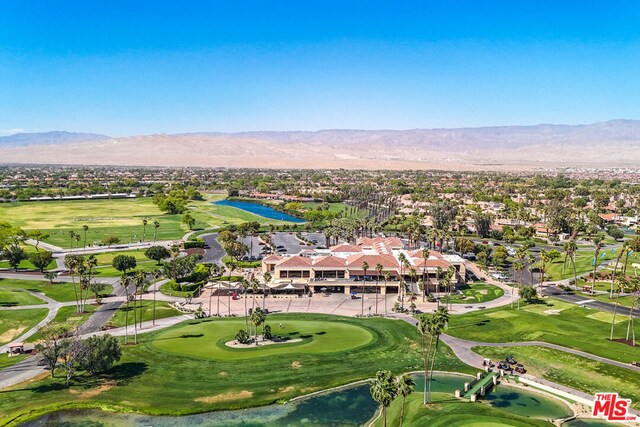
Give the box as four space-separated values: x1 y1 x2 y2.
456 371 498 402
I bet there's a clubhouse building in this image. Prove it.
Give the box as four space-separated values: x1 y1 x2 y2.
261 237 466 295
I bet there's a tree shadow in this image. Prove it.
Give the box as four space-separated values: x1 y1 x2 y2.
105 362 148 386
315 331 327 335
0 302 18 307
31 382 67 394
179 334 204 339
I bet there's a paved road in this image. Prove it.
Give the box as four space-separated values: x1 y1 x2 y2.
200 233 225 265
77 280 127 335
543 285 639 319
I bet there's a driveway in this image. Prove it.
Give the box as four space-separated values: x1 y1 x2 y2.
200 233 225 265
271 232 305 254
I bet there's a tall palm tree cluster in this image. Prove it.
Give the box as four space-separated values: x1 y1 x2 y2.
417 307 449 405
370 370 415 427
120 270 152 345
64 254 98 313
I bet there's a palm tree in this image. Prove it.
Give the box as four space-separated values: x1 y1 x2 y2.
121 274 131 344
417 313 432 405
133 270 149 331
370 370 398 427
610 276 626 340
375 263 383 315
227 259 236 316
361 261 369 317
153 220 160 243
397 253 408 311
82 225 89 249
397 373 415 427
142 219 148 243
241 280 250 332
591 242 603 295
625 277 638 346
250 307 266 344
421 248 430 302
427 307 449 403
610 244 626 299
513 260 524 310
383 271 390 316
68 230 76 249
152 268 163 325
64 255 81 313
263 271 271 311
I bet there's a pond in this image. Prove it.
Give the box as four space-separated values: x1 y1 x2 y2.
214 200 305 223
21 373 574 426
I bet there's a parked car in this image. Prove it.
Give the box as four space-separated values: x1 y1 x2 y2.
632 361 640 367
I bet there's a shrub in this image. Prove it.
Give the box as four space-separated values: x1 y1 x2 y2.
184 239 205 249
235 329 250 344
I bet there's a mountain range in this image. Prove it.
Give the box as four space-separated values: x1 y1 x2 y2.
1 120 639 170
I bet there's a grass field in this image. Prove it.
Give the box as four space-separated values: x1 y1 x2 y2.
92 249 158 277
151 318 375 360
0 353 28 370
0 194 296 249
447 299 639 363
0 314 473 425
544 248 638 281
107 301 182 328
27 305 98 343
375 392 552 427
475 346 640 410
0 286 45 306
449 283 504 304
0 308 48 346
0 278 113 303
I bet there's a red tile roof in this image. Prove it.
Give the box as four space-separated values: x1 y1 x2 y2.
312 256 347 268
329 244 362 253
275 256 312 268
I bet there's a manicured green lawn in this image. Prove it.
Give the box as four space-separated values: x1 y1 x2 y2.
0 308 48 346
544 248 637 281
107 301 182 328
151 317 375 360
91 249 159 277
0 286 45 306
447 299 639 363
27 305 98 343
375 392 552 427
0 314 473 425
449 283 504 304
475 346 640 411
1 195 298 249
0 278 113 303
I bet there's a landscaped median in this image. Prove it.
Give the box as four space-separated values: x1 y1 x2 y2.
0 314 473 426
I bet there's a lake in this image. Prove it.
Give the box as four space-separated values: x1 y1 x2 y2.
214 200 305 223
21 373 575 426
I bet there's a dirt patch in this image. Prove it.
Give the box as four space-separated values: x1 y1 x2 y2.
185 248 205 256
218 371 228 377
195 390 253 403
477 290 489 295
278 386 295 393
69 381 116 399
0 327 26 343
291 361 302 369
543 309 561 315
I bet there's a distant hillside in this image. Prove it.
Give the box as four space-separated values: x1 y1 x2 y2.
1 120 639 170
0 131 110 147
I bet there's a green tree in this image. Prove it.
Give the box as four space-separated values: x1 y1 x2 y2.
101 235 121 247
153 220 160 242
29 250 53 272
144 245 170 265
369 370 398 427
78 334 122 375
28 230 49 251
112 254 137 275
520 285 536 302
397 373 415 427
35 324 70 378
5 244 26 271
82 224 89 249
182 212 196 230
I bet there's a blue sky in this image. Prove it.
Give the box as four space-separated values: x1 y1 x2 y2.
1 1 639 136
